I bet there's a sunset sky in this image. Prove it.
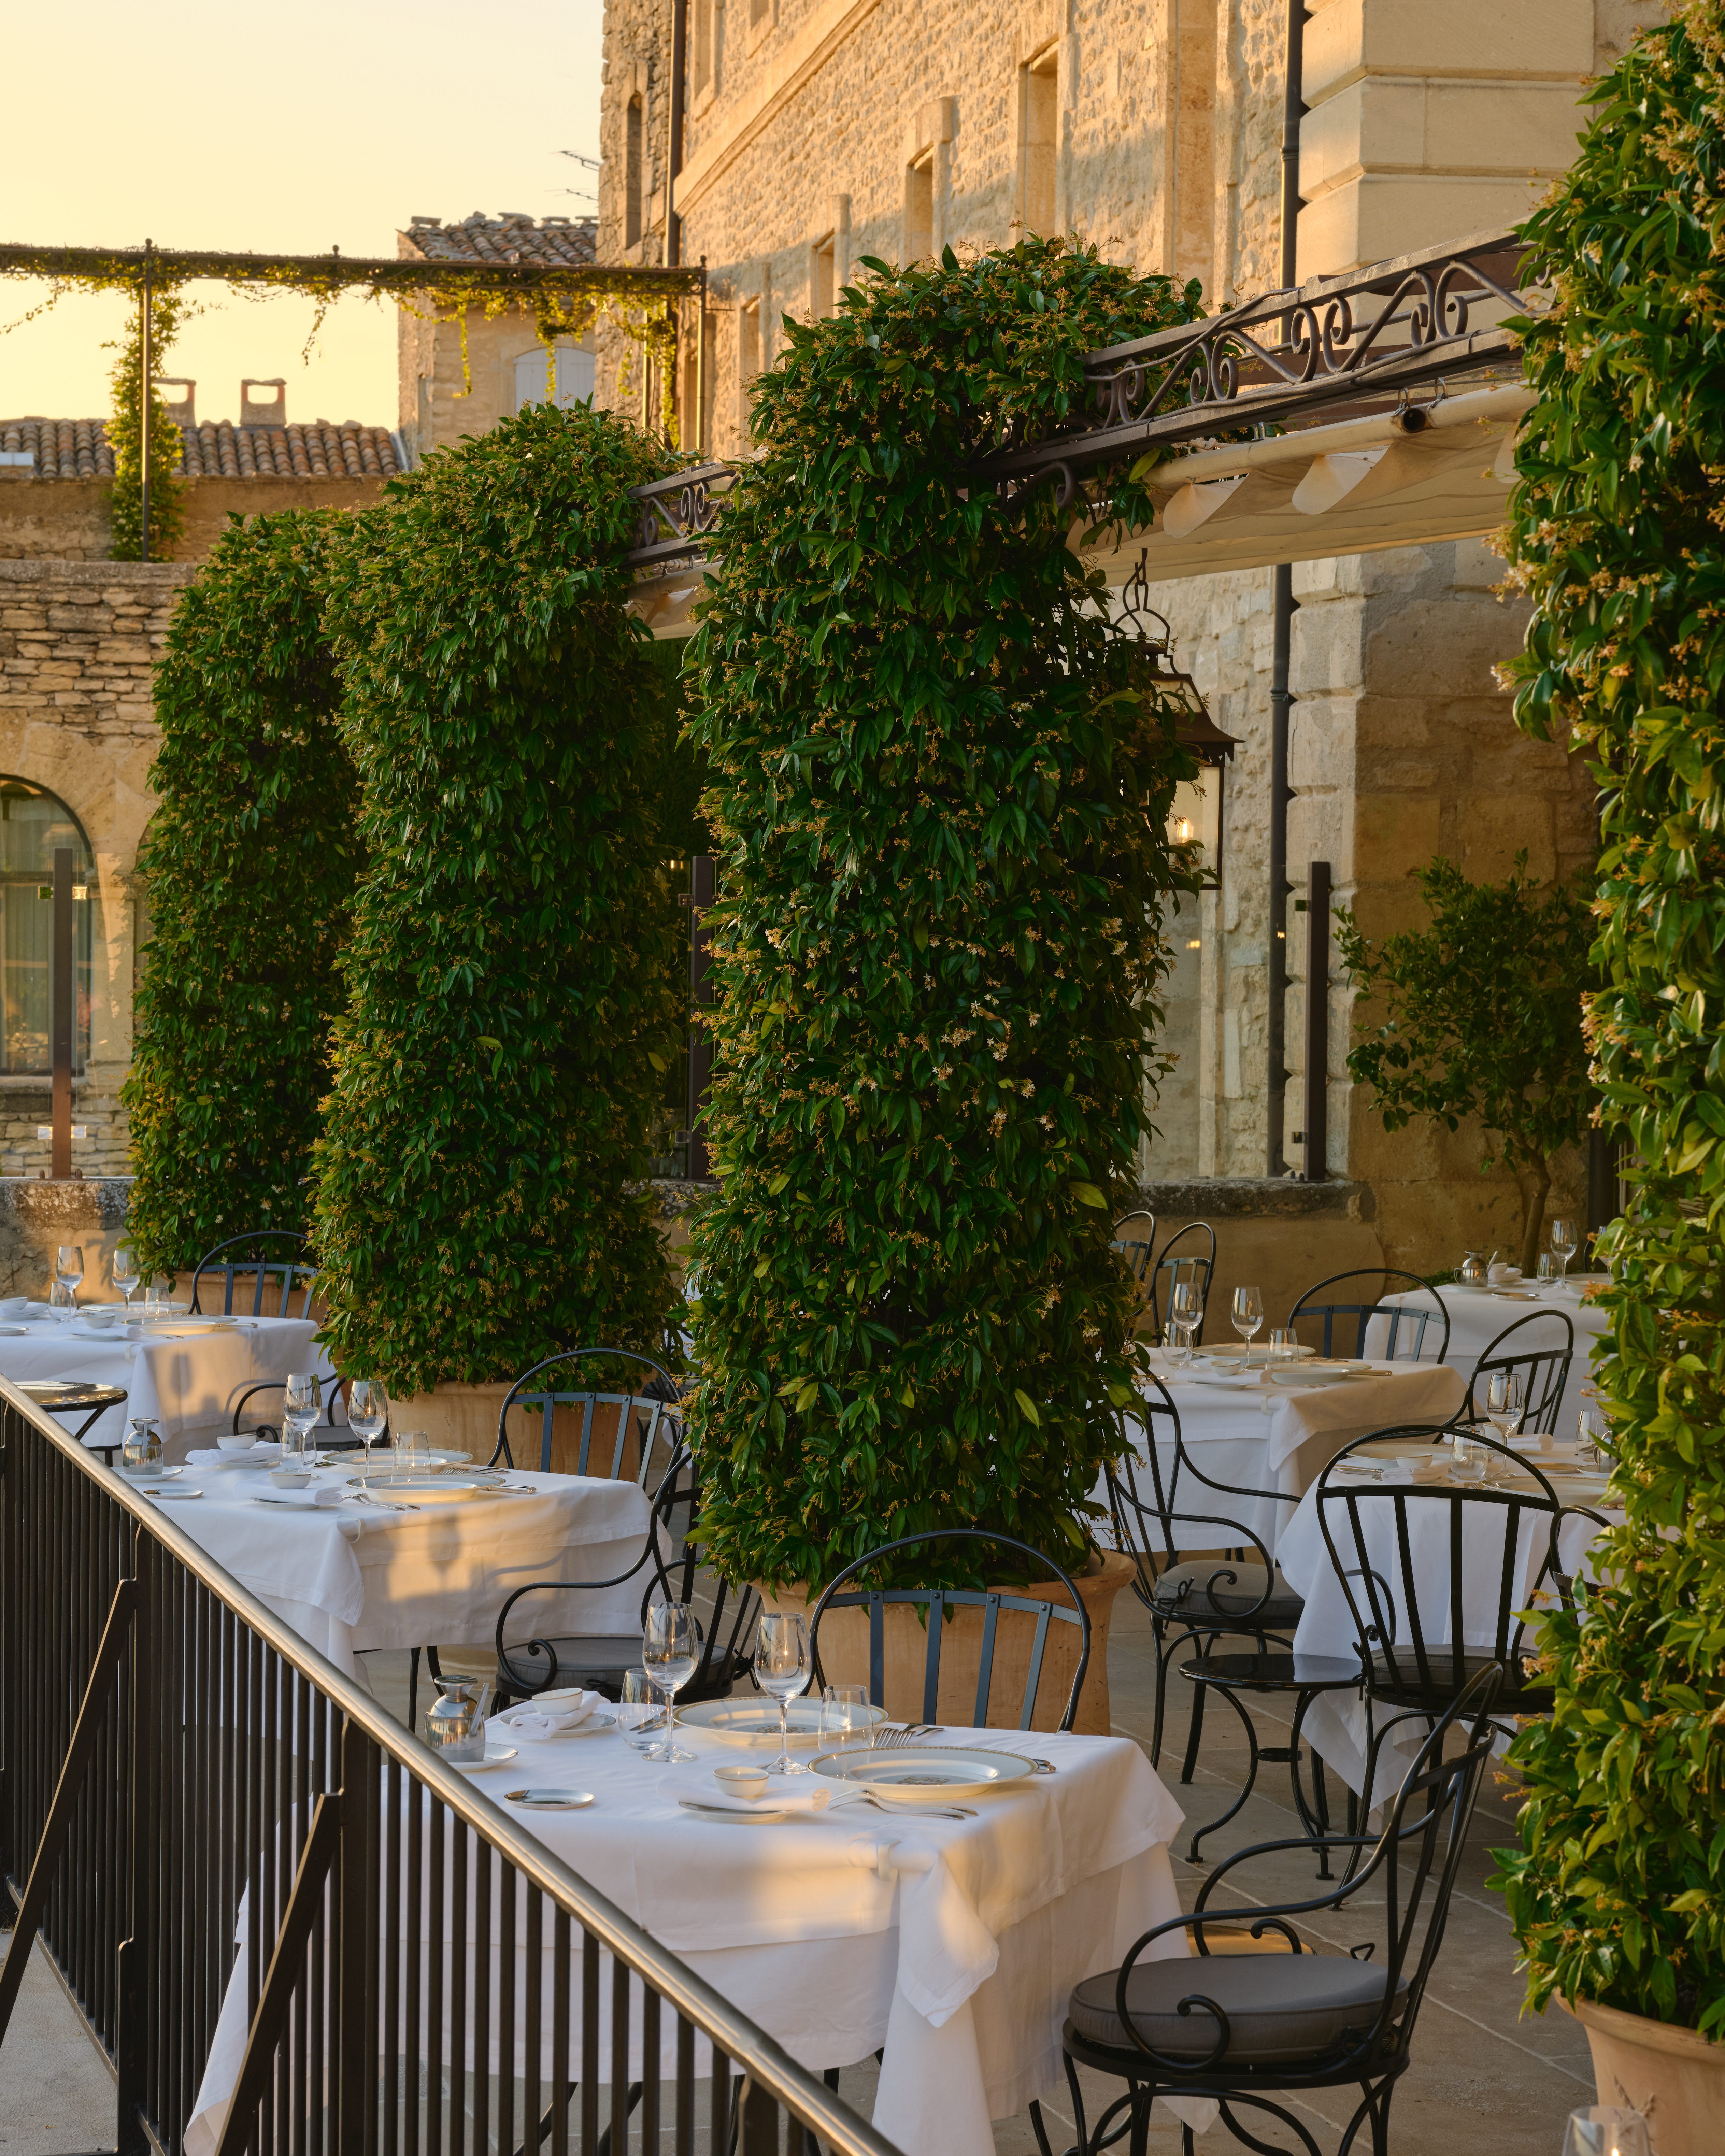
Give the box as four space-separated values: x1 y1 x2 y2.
2 0 605 430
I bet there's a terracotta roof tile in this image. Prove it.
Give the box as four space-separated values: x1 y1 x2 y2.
400 212 599 269
0 417 400 482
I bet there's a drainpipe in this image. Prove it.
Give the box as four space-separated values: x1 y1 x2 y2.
1266 0 1305 1176
667 0 687 269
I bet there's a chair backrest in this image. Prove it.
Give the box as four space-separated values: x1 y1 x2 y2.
1146 1222 1217 1340
642 1448 764 1695
491 1347 684 1486
807 1527 1092 1732
1106 1376 1286 1625
190 1232 319 1319
1288 1267 1451 1364
1149 1667 1505 2081
1463 1308 1576 1435
1314 1427 1560 1702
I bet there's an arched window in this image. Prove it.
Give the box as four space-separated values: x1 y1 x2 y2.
0 780 94 1076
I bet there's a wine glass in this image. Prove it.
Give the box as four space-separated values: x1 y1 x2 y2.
1167 1280 1202 1365
754 1611 813 1775
1230 1285 1263 1359
1550 1217 1578 1282
642 1602 698 1763
347 1378 389 1480
282 1372 321 1466
819 1682 872 1751
112 1242 141 1312
1562 2109 1650 2156
54 1244 84 1316
1485 1370 1525 1446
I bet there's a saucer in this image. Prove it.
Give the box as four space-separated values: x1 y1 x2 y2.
450 1745 518 1770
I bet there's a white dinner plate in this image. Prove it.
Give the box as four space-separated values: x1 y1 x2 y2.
499 1710 617 1737
450 1746 519 1770
0 1325 28 1336
810 1746 1036 1798
1192 1345 1315 1367
121 1465 183 1483
675 1699 889 1745
676 1799 800 1824
1353 1441 1448 1465
507 1789 594 1808
1183 1371 1266 1391
1445 1283 1492 1296
1270 1365 1376 1387
249 1493 349 1511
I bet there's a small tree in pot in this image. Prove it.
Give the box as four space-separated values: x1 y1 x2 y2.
1335 851 1593 1274
1483 5 1725 2134
683 237 1199 1626
313 402 683 1396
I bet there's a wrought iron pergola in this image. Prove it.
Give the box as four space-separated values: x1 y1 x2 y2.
623 227 1539 632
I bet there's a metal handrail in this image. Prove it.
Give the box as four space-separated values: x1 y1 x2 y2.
0 1378 900 2156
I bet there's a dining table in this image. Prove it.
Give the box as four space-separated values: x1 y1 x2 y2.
1274 1431 1620 1804
1116 1347 1467 1559
185 1718 1193 2156
139 1450 657 1680
1370 1274 1609 1434
0 1304 334 1453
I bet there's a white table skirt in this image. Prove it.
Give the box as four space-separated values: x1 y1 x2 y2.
1371 1278 1608 1437
1275 1472 1614 1803
0 1311 332 1449
186 1725 1190 2156
152 1462 655 1679
1110 1357 1466 1560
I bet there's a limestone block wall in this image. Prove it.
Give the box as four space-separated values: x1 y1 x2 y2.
0 474 390 564
396 299 599 464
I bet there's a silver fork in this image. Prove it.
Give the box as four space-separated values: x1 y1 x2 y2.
832 1795 975 1821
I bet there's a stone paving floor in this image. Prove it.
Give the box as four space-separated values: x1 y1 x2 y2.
0 1587 1596 2154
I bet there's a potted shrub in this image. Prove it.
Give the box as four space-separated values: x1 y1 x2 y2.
683 238 1202 1730
124 508 362 1281
312 403 684 1438
1488 10 1725 2143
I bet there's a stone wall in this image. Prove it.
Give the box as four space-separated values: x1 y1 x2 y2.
0 1175 131 1300
0 473 389 563
395 296 599 465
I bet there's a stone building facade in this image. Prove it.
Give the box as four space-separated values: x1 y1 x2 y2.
596 0 1667 1301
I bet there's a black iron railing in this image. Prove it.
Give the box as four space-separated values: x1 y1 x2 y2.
0 1383 897 2156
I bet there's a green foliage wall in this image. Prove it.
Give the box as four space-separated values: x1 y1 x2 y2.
1487 1 1725 2039
685 238 1201 1592
107 286 187 561
123 509 361 1276
313 402 683 1397
1336 853 1593 1272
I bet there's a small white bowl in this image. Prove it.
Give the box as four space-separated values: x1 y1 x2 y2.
269 1468 311 1489
714 1765 769 1801
217 1433 260 1454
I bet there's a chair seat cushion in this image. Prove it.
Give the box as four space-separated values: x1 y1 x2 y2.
1152 1563 1304 1628
1070 1952 1404 2064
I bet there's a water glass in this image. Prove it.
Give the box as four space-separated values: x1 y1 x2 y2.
819 1682 872 1750
617 1668 666 1754
393 1428 429 1481
112 1242 141 1310
1550 1216 1579 1280
1562 2109 1650 2156
1167 1281 1203 1364
282 1372 321 1465
754 1611 813 1775
348 1378 389 1477
49 1281 76 1318
1267 1327 1297 1366
1536 1252 1556 1282
642 1602 698 1763
1230 1285 1264 1355
1451 1431 1487 1486
54 1243 84 1313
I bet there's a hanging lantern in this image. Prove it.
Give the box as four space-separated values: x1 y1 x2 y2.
1112 548 1236 891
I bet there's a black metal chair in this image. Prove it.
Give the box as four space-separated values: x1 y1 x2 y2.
488 1346 683 1486
493 1445 759 1706
189 1231 320 1319
1288 1267 1451 1364
1030 1666 1503 2156
1145 1221 1217 1343
1314 1426 1562 1826
1111 1212 1157 1327
1463 1307 1576 1437
808 1528 1092 1732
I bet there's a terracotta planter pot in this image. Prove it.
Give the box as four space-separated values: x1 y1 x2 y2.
388 1381 646 1480
760 1548 1134 1736
1562 1994 1725 2156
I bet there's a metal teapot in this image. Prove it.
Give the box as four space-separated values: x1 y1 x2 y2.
1457 1250 1488 1289
426 1677 494 1764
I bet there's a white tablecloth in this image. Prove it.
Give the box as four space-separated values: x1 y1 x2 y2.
1276 1459 1616 1802
149 1460 655 1678
186 1725 1188 2156
1116 1355 1467 1559
0 1311 332 1450
1371 1277 1609 1436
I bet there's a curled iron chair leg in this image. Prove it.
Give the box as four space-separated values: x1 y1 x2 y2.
1186 1677 1260 1865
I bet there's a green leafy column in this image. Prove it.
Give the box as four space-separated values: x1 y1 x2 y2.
1489 1 1725 2039
314 402 682 1395
124 509 361 1276
686 238 1200 1593
108 282 187 562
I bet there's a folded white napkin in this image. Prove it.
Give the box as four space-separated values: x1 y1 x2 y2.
189 1441 282 1466
257 1484 345 1508
494 1691 606 1739
676 1776 834 1814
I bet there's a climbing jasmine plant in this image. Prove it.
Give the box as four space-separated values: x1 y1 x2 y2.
1487 0 1725 2040
685 236 1202 1593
